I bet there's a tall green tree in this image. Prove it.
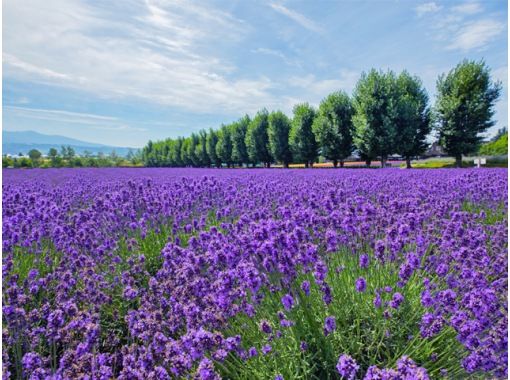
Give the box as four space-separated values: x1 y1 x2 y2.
231 115 250 167
313 91 354 168
170 138 184 167
28 149 42 167
216 124 233 168
206 129 221 168
60 145 76 161
290 103 317 167
352 70 398 168
435 60 502 167
187 133 200 166
142 141 154 166
394 71 431 168
196 130 211 167
48 148 62 167
268 111 292 168
246 109 272 167
181 138 191 166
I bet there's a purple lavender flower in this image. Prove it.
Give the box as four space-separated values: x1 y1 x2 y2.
336 354 359 380
355 277 367 292
197 358 220 380
259 320 272 334
301 280 311 296
373 293 382 308
390 292 404 309
324 316 336 336
281 294 294 310
359 254 369 268
280 319 294 328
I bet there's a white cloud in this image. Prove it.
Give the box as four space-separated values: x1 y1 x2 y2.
492 66 508 89
5 106 118 122
3 0 282 115
4 106 118 124
451 2 482 15
416 2 442 17
447 19 505 51
5 106 149 132
287 69 359 108
3 54 71 81
269 3 323 33
251 48 302 67
418 0 505 52
252 47 287 60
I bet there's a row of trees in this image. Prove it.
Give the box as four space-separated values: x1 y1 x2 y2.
3 146 142 168
143 59 501 168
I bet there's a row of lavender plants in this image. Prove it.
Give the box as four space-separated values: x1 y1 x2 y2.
3 168 507 379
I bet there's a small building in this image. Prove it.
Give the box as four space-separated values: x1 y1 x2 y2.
423 142 447 157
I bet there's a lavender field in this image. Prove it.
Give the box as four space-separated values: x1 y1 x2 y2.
2 168 508 379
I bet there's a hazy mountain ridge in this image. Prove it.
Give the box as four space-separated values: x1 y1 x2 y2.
3 131 137 156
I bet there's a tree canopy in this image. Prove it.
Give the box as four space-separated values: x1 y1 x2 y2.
313 91 354 167
246 109 272 167
435 60 501 167
290 103 318 167
394 71 431 168
268 111 292 168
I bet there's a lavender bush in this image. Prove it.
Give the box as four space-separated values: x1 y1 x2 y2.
2 168 507 379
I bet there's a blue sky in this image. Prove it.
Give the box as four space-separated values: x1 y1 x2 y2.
3 0 508 148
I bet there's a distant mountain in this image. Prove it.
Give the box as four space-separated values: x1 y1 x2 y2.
3 130 137 156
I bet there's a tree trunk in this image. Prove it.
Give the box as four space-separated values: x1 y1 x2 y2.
340 160 344 168
310 161 314 168
455 154 462 168
406 157 412 169
381 156 387 168
366 159 371 167
267 162 271 168
333 159 338 168
305 162 309 168
284 162 289 169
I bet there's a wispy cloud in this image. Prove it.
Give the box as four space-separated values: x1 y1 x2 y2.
418 1 505 52
3 0 278 115
451 2 482 15
287 69 359 107
3 54 71 81
5 106 148 132
447 19 505 51
5 106 118 122
416 2 442 17
269 3 323 33
251 47 302 67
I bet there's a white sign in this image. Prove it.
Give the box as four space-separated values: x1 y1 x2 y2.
474 158 486 168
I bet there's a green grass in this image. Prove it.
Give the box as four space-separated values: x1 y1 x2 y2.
405 156 508 169
462 201 508 225
219 247 468 380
